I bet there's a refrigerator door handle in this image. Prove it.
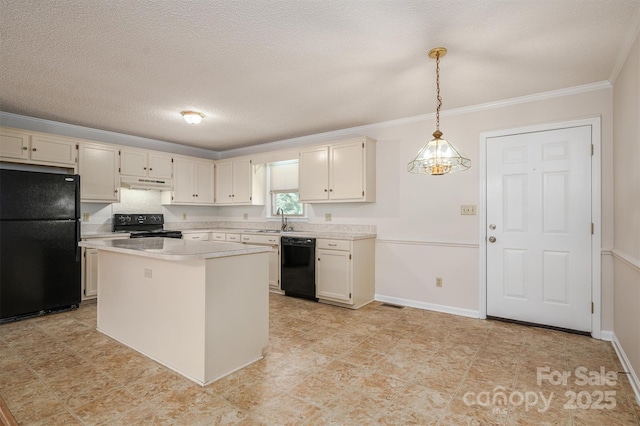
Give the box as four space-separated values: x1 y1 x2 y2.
76 220 82 262
75 175 81 219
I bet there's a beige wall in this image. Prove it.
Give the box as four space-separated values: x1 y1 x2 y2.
217 86 615 324
613 29 640 388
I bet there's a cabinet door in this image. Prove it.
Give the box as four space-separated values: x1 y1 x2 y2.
214 161 234 204
172 158 195 203
211 232 226 241
232 159 253 203
330 141 363 200
120 149 147 177
194 160 215 204
0 129 30 160
317 248 352 303
148 153 173 179
31 135 77 165
268 247 280 291
79 143 120 202
84 248 99 298
299 146 329 201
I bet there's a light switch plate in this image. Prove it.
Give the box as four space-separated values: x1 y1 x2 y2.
82 213 90 221
182 213 187 220
460 205 477 215
243 213 249 220
325 213 332 222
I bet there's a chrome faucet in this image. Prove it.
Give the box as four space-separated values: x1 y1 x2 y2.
276 207 288 231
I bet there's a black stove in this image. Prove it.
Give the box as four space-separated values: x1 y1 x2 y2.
113 214 182 239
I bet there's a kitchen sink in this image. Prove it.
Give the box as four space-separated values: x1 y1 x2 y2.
255 229 280 233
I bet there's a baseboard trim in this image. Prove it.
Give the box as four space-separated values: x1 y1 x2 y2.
600 330 614 341
374 294 480 319
611 333 640 406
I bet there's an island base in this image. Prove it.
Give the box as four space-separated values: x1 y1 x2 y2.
97 250 269 386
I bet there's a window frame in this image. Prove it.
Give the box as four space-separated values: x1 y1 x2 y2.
270 189 305 217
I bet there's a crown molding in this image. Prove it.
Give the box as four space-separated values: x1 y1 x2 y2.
221 81 612 159
0 111 219 159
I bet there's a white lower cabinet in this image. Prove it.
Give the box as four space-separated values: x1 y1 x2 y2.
316 238 375 309
241 234 281 292
82 235 129 300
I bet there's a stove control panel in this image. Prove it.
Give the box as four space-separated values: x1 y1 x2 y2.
113 213 164 229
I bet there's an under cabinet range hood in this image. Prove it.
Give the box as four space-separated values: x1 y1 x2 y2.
120 176 172 191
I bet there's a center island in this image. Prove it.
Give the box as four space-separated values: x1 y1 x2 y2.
78 237 271 386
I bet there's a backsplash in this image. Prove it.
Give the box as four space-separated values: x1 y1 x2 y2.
165 221 376 235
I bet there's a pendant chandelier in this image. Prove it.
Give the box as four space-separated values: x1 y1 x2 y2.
408 47 470 176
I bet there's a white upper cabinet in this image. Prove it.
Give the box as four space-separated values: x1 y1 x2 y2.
214 158 265 205
299 137 376 203
164 156 214 205
120 148 172 179
79 142 120 203
1 127 77 166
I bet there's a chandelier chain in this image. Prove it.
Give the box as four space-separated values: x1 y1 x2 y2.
435 52 442 132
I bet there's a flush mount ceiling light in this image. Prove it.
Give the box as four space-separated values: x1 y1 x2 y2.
181 111 205 125
407 47 470 176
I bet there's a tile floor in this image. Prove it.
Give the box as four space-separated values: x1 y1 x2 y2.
1 294 639 425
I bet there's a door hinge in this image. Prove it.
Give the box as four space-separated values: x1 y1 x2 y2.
118 150 121 156
362 142 364 148
250 196 252 201
171 195 174 201
591 302 594 314
118 167 121 173
591 223 594 234
349 292 352 298
349 254 352 260
75 144 79 150
591 144 594 156
362 191 364 196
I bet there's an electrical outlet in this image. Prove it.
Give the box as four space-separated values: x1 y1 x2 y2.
460 205 477 215
82 213 90 221
325 213 332 222
182 213 187 220
243 213 249 220
144 268 152 279
436 277 443 287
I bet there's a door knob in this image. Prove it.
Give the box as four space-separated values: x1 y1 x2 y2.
489 224 496 230
489 236 496 243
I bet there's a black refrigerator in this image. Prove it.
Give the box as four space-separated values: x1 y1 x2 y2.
0 169 82 323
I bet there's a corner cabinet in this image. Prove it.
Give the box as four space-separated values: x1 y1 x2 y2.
299 137 376 203
163 156 214 205
120 148 172 179
78 142 120 203
214 158 265 205
316 238 375 309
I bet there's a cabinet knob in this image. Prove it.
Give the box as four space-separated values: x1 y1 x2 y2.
329 189 333 192
22 146 28 150
317 258 320 261
144 167 147 170
149 168 152 171
324 189 328 192
114 189 118 193
32 148 37 151
229 195 232 197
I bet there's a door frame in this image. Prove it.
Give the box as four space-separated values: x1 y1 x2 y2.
478 117 602 338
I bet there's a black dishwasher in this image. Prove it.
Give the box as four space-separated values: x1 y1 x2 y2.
281 237 317 301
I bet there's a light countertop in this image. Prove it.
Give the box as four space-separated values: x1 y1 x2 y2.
78 237 271 261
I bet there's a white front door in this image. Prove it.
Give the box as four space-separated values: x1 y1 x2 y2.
486 126 592 332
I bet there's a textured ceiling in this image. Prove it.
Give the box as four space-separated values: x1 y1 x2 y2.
1 0 638 151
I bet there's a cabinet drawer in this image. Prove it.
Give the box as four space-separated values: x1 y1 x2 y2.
317 239 350 251
241 234 280 245
210 232 226 241
183 232 210 241
226 233 240 242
